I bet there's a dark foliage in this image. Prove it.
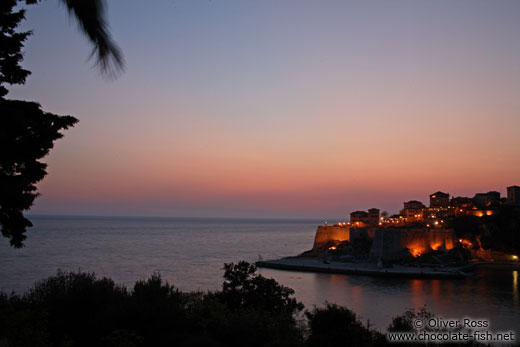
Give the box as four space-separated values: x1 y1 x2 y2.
448 215 482 248
128 274 187 346
305 303 384 347
218 261 305 347
25 0 124 78
0 100 78 247
3 262 497 346
0 0 31 97
387 306 434 333
220 261 304 315
447 206 520 254
0 262 308 347
1 0 123 247
0 292 48 346
24 270 129 346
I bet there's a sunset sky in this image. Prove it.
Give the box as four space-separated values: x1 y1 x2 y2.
9 0 520 219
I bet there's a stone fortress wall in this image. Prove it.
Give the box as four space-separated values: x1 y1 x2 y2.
312 224 455 259
313 224 349 249
369 228 455 259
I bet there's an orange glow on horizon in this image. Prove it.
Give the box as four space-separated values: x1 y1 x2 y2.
6 0 519 218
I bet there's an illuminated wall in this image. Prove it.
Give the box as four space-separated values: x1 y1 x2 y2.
313 225 350 250
370 228 455 259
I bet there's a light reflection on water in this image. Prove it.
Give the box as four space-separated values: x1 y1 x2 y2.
259 267 520 332
0 215 518 333
514 271 518 305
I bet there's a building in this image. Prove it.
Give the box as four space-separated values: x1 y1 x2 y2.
350 211 368 226
450 197 473 208
473 191 500 207
429 191 449 208
507 186 520 205
367 208 380 226
404 200 425 210
350 208 380 227
400 200 425 221
450 197 474 215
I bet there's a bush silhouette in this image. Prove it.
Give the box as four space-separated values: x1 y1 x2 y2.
0 262 307 346
305 303 383 347
0 262 451 347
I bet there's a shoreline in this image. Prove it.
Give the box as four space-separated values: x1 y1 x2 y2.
256 257 477 279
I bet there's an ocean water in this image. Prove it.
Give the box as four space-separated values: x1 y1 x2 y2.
0 215 519 333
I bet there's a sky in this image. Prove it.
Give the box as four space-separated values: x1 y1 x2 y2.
8 0 520 219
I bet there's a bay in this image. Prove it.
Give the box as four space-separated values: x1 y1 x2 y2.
0 215 518 333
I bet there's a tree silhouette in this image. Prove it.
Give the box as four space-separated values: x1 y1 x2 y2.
0 0 124 247
220 261 304 315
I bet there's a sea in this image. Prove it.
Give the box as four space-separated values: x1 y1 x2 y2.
0 215 519 333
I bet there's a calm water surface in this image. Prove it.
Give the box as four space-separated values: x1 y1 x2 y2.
0 215 518 333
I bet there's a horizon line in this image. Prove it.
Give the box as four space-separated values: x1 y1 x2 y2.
26 213 343 222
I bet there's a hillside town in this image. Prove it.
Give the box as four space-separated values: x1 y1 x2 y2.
257 186 520 279
312 186 520 262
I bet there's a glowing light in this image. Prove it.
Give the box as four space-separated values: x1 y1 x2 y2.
459 239 473 249
486 210 493 216
514 271 518 305
329 246 337 250
430 242 442 251
513 255 519 261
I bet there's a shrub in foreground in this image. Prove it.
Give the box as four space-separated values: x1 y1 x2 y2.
0 262 476 347
305 303 385 347
0 263 305 346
